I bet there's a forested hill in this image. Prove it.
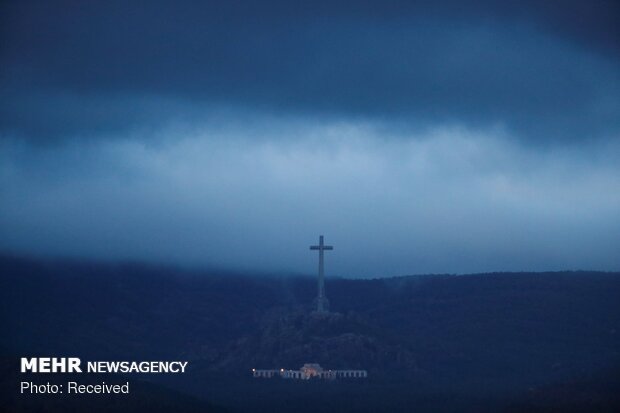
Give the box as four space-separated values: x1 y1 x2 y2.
1 254 619 412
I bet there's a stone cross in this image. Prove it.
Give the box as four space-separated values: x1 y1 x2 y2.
310 235 333 312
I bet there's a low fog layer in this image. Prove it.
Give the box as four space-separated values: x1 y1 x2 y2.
2 116 618 276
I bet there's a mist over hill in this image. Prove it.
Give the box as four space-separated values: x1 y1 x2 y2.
1 254 619 412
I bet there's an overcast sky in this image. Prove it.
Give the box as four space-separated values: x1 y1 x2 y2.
1 1 619 277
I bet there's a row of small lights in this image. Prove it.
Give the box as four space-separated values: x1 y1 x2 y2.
251 368 334 372
251 368 284 371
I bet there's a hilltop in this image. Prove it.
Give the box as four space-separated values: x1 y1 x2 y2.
1 255 619 412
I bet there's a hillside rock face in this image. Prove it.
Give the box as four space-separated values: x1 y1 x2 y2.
207 309 418 374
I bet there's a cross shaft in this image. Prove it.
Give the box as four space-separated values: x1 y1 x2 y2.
310 235 333 312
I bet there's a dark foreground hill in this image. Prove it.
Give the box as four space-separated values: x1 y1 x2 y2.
1 254 619 412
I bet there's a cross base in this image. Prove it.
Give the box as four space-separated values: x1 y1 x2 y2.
313 296 330 313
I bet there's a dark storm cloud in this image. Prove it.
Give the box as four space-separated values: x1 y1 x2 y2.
1 0 619 143
1 1 619 276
